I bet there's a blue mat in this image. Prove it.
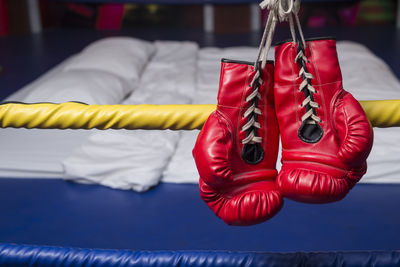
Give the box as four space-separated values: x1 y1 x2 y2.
0 179 399 252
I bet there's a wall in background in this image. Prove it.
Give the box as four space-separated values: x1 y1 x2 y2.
0 0 398 36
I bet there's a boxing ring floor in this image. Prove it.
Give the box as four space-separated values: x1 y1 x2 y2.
0 180 400 266
0 179 399 252
0 27 400 265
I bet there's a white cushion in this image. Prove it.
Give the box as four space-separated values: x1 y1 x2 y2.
62 37 155 85
23 70 131 104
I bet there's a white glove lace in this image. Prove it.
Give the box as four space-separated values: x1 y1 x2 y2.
241 68 263 145
241 1 313 151
295 45 321 125
259 0 319 125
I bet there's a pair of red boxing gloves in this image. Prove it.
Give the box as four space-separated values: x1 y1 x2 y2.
192 38 374 226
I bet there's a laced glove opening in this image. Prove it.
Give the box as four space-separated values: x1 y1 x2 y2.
295 42 323 143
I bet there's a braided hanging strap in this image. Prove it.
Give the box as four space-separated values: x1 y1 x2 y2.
0 101 398 130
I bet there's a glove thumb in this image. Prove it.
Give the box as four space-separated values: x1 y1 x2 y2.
193 112 232 186
335 92 373 167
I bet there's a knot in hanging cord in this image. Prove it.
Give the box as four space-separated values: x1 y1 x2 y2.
258 0 306 52
256 0 304 68
259 0 301 22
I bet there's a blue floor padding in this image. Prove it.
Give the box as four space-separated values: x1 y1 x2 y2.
0 179 399 252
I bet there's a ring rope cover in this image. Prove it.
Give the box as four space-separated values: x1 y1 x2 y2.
0 100 398 130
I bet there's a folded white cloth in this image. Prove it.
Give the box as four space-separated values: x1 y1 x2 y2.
63 37 155 87
24 70 132 104
338 41 400 100
64 129 180 191
0 37 156 179
4 58 72 102
63 41 198 191
8 37 155 104
0 128 93 178
0 38 155 178
162 130 199 184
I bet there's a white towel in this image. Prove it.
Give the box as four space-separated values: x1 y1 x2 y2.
63 129 180 191
63 37 155 86
162 130 199 184
63 41 198 191
0 37 157 179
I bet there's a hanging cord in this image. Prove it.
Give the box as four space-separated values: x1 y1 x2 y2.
256 1 322 139
284 0 320 125
241 0 289 163
240 1 282 163
255 0 304 67
255 0 279 68
241 0 311 160
281 0 306 47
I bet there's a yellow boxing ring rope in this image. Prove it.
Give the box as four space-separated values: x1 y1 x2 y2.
0 100 399 130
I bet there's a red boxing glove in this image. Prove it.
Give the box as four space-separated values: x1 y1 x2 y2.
193 59 282 225
274 38 373 203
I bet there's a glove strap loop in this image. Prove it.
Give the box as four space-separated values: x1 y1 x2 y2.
255 0 280 69
256 0 306 68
